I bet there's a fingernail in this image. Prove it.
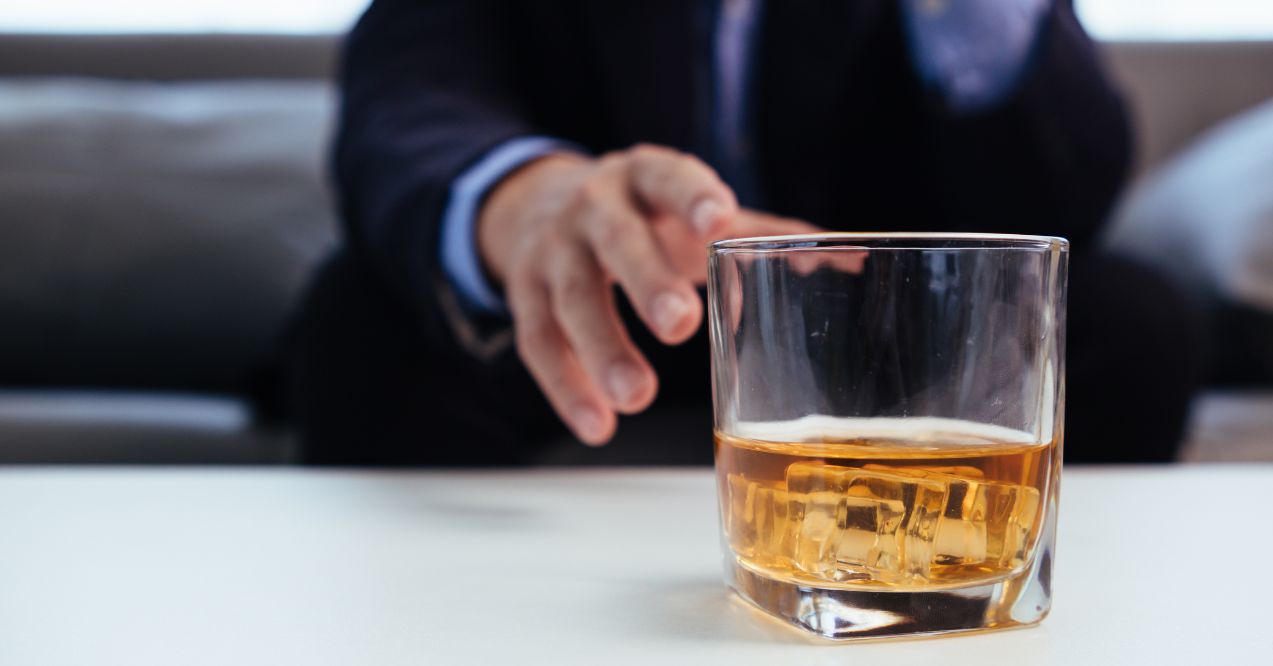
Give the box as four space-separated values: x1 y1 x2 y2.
690 199 725 236
652 291 694 336
572 405 608 445
606 361 645 407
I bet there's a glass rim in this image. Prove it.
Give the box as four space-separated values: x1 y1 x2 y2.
710 232 1069 254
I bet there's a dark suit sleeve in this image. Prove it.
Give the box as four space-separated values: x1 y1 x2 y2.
923 1 1131 250
334 0 533 348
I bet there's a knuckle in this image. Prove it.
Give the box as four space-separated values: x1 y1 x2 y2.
597 151 627 172
594 213 635 249
628 143 656 159
553 269 595 304
570 179 607 209
531 227 570 255
629 143 672 161
645 158 679 191
533 206 572 233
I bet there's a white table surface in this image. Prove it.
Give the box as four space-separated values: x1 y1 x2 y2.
1 465 1270 665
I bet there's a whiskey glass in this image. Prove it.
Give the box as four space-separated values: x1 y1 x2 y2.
708 233 1067 640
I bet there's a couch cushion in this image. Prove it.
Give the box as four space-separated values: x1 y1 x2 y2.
0 78 338 391
1105 96 1273 380
0 390 292 464
0 34 337 80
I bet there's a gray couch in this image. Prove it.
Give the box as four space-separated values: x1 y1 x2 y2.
0 34 1269 463
0 36 340 462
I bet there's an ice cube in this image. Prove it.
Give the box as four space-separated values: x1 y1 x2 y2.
987 483 1041 567
871 466 1042 570
785 462 946 583
725 463 1042 585
724 474 795 569
869 466 986 566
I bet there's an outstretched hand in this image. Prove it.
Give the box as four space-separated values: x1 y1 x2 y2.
477 143 818 445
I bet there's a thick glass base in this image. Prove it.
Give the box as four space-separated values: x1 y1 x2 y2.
724 538 1053 641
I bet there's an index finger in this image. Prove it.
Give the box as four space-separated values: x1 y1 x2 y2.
625 144 738 236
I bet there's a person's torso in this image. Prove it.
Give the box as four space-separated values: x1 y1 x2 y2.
503 0 948 231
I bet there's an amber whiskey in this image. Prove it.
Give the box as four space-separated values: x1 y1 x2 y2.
715 417 1054 591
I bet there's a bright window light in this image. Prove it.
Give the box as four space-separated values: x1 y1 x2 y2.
0 0 371 34
1076 0 1273 41
0 0 1271 40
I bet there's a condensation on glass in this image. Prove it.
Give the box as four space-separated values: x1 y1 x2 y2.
708 233 1067 640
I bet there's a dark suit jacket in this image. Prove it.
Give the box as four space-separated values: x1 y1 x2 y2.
333 0 1129 359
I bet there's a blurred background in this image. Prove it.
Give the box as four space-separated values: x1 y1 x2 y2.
0 0 1270 464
